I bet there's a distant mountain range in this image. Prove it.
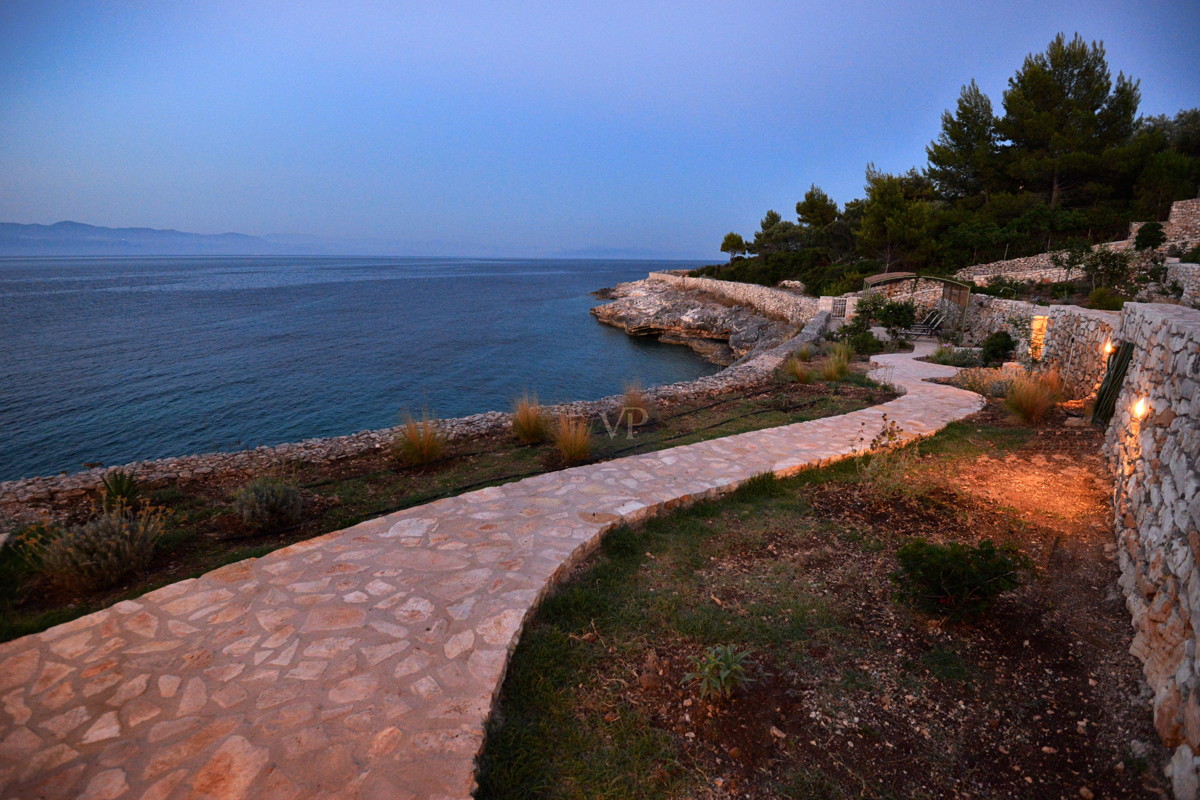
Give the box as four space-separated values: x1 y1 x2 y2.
0 220 712 260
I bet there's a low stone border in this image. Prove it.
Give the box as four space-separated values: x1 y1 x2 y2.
0 341 982 799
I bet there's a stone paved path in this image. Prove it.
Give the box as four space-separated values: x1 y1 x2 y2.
0 343 982 800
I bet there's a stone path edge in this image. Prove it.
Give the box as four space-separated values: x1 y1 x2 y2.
0 342 983 800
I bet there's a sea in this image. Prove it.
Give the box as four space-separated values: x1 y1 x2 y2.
0 256 720 483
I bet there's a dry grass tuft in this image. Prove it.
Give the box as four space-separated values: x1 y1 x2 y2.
1004 376 1057 424
33 503 166 592
820 353 850 381
553 414 592 465
954 365 1025 398
512 394 549 444
619 381 657 428
1036 368 1066 401
392 412 447 466
784 356 813 384
795 342 814 362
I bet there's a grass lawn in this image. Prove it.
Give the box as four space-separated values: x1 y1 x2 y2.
477 405 1165 799
0 364 889 643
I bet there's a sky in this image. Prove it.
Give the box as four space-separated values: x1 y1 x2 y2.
1 1 1197 258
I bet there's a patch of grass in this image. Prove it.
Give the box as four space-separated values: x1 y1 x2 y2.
619 381 656 428
920 645 974 683
391 411 447 466
795 342 814 362
511 394 549 444
893 538 1033 617
928 345 980 367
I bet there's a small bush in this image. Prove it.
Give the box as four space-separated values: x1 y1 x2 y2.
1183 243 1200 264
100 470 140 509
953 365 1025 398
684 644 752 699
511 394 548 444
1134 222 1166 252
233 477 303 531
877 299 917 342
820 354 849 381
392 412 447 466
33 504 166 593
1086 287 1126 310
893 538 1032 617
848 330 885 355
980 331 1016 366
928 345 980 368
1004 376 1057 424
794 342 814 362
783 357 813 384
619 381 656 428
553 415 591 465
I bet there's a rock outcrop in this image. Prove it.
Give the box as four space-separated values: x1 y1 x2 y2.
591 279 797 365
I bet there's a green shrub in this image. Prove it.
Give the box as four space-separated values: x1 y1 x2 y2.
848 330 885 355
980 331 1016 366
877 299 917 342
1134 222 1166 251
100 470 140 509
928 345 980 367
392 412 447 466
233 477 303 531
893 539 1032 616
1086 287 1126 310
1183 243 1200 264
33 505 166 592
512 394 548 444
683 644 752 699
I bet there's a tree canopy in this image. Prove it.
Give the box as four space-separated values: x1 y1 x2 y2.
706 32 1198 293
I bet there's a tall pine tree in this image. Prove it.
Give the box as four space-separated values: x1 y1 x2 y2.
926 80 999 200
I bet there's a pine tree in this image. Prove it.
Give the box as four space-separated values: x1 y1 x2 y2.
926 80 999 200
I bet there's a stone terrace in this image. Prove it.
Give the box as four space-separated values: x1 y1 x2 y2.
0 344 983 800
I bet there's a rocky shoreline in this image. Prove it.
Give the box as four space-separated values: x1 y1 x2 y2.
590 277 798 365
0 278 826 531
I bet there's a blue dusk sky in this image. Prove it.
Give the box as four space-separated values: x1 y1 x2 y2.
1 1 1197 258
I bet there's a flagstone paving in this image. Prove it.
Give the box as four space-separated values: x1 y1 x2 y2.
0 343 983 800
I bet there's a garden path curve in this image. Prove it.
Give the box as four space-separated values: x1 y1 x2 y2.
0 343 983 800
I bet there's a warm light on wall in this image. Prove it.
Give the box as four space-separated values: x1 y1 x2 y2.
1133 397 1148 419
1103 340 1115 355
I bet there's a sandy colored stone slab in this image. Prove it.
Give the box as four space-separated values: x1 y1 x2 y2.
0 343 981 799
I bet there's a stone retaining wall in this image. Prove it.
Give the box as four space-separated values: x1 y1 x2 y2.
1103 303 1200 799
1168 263 1200 306
1165 199 1200 243
962 297 1117 399
647 271 820 324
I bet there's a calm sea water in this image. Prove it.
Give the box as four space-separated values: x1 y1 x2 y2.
0 256 718 482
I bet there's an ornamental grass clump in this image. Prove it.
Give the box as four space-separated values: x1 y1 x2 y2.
783 356 813 384
619 381 656 428
33 503 166 593
820 352 850 382
511 394 548 444
929 345 980 368
233 477 303 531
553 414 591 465
794 342 814 362
1004 375 1057 424
392 412 447 466
893 538 1032 617
954 365 1025 398
828 341 855 362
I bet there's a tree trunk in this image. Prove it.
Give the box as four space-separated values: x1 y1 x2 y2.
1050 167 1061 208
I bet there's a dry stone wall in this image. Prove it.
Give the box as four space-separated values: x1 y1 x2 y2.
1165 199 1200 243
647 271 820 324
1168 263 1200 306
962 296 1117 399
1103 303 1200 800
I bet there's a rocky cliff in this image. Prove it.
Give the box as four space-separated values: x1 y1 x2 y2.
591 279 797 365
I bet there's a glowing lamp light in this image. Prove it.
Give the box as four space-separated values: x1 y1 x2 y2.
1102 340 1115 355
1132 398 1148 419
